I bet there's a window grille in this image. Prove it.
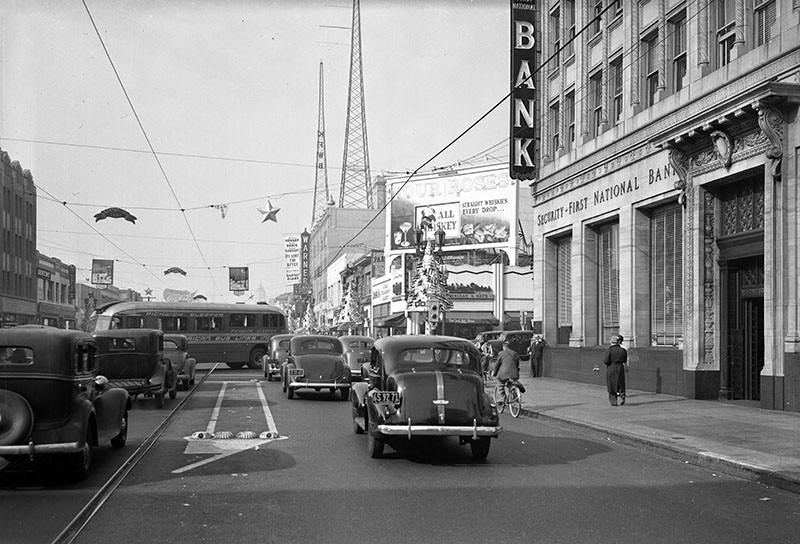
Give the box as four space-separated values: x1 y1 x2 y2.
610 56 623 124
670 15 687 92
557 237 572 344
651 206 683 346
754 0 776 46
598 224 619 345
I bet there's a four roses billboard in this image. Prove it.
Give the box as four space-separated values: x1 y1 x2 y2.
387 166 517 253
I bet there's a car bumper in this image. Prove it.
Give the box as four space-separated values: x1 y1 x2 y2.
289 380 350 389
376 421 502 440
0 441 84 457
108 379 161 394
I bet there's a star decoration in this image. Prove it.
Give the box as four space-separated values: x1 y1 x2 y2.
144 288 153 297
258 200 281 223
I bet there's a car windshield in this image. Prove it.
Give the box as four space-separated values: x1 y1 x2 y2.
398 348 468 366
278 340 291 350
294 338 342 355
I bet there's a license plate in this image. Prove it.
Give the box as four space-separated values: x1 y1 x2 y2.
288 368 304 378
372 391 400 405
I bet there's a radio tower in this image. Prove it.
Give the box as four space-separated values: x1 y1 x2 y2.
311 60 333 228
339 0 373 209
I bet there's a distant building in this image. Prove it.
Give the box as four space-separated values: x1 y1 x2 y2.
36 252 77 329
0 149 37 328
529 0 800 410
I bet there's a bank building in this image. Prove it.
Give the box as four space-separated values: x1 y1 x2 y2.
528 0 800 410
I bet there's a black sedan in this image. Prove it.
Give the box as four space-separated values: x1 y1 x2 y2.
282 335 351 400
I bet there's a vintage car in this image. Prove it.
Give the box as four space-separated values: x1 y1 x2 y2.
281 334 350 400
339 335 374 382
0 325 130 480
350 335 501 460
93 328 177 408
262 333 293 381
163 334 196 391
486 330 536 362
472 330 503 349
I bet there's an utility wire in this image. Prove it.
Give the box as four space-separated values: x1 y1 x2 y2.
82 0 222 298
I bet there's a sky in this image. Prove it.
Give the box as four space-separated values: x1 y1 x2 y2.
0 0 511 303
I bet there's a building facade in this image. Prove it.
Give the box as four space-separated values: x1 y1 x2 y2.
0 148 37 328
530 0 799 410
36 252 77 329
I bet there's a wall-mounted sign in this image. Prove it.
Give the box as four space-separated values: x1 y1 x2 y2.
510 0 539 181
284 234 301 285
37 268 52 280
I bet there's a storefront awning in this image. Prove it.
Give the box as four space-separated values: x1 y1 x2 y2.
445 311 499 325
374 312 406 328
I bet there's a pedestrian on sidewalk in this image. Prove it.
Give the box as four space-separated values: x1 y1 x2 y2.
603 334 627 406
527 334 547 377
492 340 520 400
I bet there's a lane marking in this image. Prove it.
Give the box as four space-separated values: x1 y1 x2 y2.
173 380 286 474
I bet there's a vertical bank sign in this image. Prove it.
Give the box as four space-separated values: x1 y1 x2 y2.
510 0 539 181
300 229 311 295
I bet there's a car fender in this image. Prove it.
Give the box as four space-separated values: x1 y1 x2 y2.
93 387 130 444
60 399 97 446
351 382 369 406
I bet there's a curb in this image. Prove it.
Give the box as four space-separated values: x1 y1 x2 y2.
516 406 800 496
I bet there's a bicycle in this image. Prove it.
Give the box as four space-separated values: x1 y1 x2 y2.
493 379 523 418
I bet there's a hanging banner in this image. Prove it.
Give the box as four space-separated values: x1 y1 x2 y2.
510 0 540 181
229 266 249 291
284 234 301 285
91 259 114 286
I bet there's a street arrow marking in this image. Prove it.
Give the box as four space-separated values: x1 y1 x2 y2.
173 380 286 474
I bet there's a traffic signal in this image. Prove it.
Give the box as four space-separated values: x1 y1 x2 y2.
428 301 440 323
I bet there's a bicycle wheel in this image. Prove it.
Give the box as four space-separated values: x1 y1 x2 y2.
508 386 522 418
493 383 505 413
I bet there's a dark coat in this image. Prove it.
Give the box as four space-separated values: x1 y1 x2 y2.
493 347 520 381
604 344 627 396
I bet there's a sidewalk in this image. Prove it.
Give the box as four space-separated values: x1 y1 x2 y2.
490 376 800 495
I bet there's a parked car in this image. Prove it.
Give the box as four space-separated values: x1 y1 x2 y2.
350 335 501 460
472 330 503 349
262 333 293 381
0 325 130 480
93 328 177 408
487 330 536 362
282 335 350 400
339 335 374 382
163 334 196 391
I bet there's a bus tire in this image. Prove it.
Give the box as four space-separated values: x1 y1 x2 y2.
247 346 267 370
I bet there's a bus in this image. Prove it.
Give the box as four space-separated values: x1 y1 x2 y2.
88 301 289 369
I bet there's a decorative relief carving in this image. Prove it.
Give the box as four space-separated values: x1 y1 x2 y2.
668 147 689 206
703 189 715 365
754 104 784 176
710 130 733 168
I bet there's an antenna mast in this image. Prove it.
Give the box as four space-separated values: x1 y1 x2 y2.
339 0 373 209
311 60 332 228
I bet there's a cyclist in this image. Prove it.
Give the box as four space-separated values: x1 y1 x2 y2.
492 340 520 402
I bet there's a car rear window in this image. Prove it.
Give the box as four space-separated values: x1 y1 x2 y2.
399 348 467 366
0 347 33 365
295 338 342 354
164 340 179 350
108 337 137 351
348 340 372 349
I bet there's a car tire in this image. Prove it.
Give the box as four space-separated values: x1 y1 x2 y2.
282 375 287 393
367 432 384 459
110 410 128 449
155 390 165 408
352 416 364 434
68 428 91 481
287 386 294 399
0 390 34 446
340 388 350 401
227 362 245 370
248 347 267 370
189 369 196 386
470 437 491 460
169 388 177 400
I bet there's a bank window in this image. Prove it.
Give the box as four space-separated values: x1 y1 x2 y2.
161 316 188 332
598 223 619 345
564 0 575 59
565 90 575 152
549 100 561 155
754 0 777 47
651 206 683 346
549 6 560 72
557 236 573 345
589 0 602 39
642 32 659 108
610 55 623 124
715 0 736 68
589 70 603 138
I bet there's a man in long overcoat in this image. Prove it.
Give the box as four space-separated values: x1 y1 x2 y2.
603 334 627 406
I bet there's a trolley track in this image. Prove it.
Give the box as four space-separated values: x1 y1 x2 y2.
49 364 220 544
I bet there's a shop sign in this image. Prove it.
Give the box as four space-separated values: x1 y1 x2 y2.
284 234 301 285
91 259 114 286
37 268 52 280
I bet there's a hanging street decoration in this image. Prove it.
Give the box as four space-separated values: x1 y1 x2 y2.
94 207 138 223
211 204 228 219
193 294 207 301
258 200 281 223
406 242 452 312
163 266 188 276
